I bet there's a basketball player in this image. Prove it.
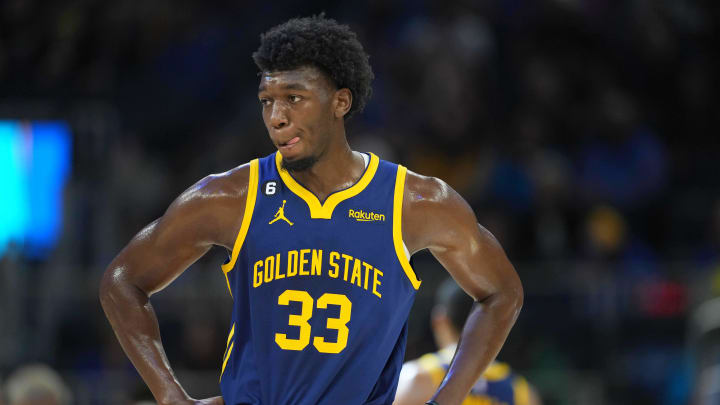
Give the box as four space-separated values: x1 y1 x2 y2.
394 278 541 405
100 15 523 405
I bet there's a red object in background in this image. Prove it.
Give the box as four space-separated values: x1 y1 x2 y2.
637 280 688 318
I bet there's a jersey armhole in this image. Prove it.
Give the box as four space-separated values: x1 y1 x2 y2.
220 159 260 297
393 165 421 290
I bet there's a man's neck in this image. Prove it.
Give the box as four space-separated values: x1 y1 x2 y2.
288 139 366 202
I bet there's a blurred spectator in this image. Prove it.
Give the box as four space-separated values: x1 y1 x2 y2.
4 364 72 405
696 200 720 272
582 205 657 278
395 278 542 405
584 205 627 259
577 87 667 209
690 297 720 404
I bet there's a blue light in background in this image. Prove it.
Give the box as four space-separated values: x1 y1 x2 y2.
0 121 72 259
0 121 28 255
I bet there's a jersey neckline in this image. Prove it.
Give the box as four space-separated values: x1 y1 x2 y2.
274 152 380 219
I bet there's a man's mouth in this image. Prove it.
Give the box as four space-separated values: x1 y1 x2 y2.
279 137 301 148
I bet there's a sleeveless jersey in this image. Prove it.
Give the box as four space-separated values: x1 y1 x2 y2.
418 347 531 405
218 152 421 405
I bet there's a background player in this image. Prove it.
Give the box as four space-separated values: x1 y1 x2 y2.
395 277 541 405
100 15 523 405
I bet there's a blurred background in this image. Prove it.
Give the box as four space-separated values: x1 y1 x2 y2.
0 0 718 404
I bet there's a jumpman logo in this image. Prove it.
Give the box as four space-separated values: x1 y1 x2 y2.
269 200 293 226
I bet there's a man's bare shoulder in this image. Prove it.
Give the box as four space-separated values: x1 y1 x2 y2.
403 169 453 208
160 162 254 250
401 168 477 254
176 162 253 209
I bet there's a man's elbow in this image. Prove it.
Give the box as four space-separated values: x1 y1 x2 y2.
512 274 524 305
492 275 523 320
506 276 524 319
99 265 134 312
98 267 118 311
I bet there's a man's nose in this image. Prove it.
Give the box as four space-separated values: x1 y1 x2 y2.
270 103 289 129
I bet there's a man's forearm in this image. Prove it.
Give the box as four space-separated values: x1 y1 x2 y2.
99 271 190 405
430 292 522 405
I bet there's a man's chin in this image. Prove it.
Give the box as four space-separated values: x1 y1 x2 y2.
281 154 318 172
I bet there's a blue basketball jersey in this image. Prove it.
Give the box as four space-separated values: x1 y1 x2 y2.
218 152 421 405
417 347 531 405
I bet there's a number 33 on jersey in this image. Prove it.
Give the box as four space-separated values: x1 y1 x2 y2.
274 290 351 354
218 152 422 405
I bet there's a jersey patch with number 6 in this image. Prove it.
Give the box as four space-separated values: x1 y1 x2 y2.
263 181 277 196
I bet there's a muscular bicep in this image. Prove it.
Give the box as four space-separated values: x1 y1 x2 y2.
403 174 521 302
106 172 248 296
109 214 210 296
432 219 518 303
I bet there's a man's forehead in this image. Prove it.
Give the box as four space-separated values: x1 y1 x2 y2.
258 66 331 91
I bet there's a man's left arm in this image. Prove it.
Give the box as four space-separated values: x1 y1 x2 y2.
402 171 524 405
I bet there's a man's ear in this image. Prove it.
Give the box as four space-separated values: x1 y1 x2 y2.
333 88 353 119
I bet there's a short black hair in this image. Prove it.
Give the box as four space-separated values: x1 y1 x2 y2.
436 278 474 332
252 15 374 119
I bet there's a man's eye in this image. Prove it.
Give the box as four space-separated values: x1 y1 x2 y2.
259 98 271 106
289 95 302 103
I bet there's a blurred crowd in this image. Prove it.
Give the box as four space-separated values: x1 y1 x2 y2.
0 0 718 404
0 364 72 405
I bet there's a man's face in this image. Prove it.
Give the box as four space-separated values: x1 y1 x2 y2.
258 66 337 170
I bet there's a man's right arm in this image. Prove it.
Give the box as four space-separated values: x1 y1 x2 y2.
99 164 251 405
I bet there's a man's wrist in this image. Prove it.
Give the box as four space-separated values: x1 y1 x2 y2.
156 385 192 405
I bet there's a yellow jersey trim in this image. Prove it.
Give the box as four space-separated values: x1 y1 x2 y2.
221 159 259 297
225 323 235 348
417 353 446 386
393 165 421 290
484 361 511 381
513 376 531 405
220 323 235 381
275 152 380 219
